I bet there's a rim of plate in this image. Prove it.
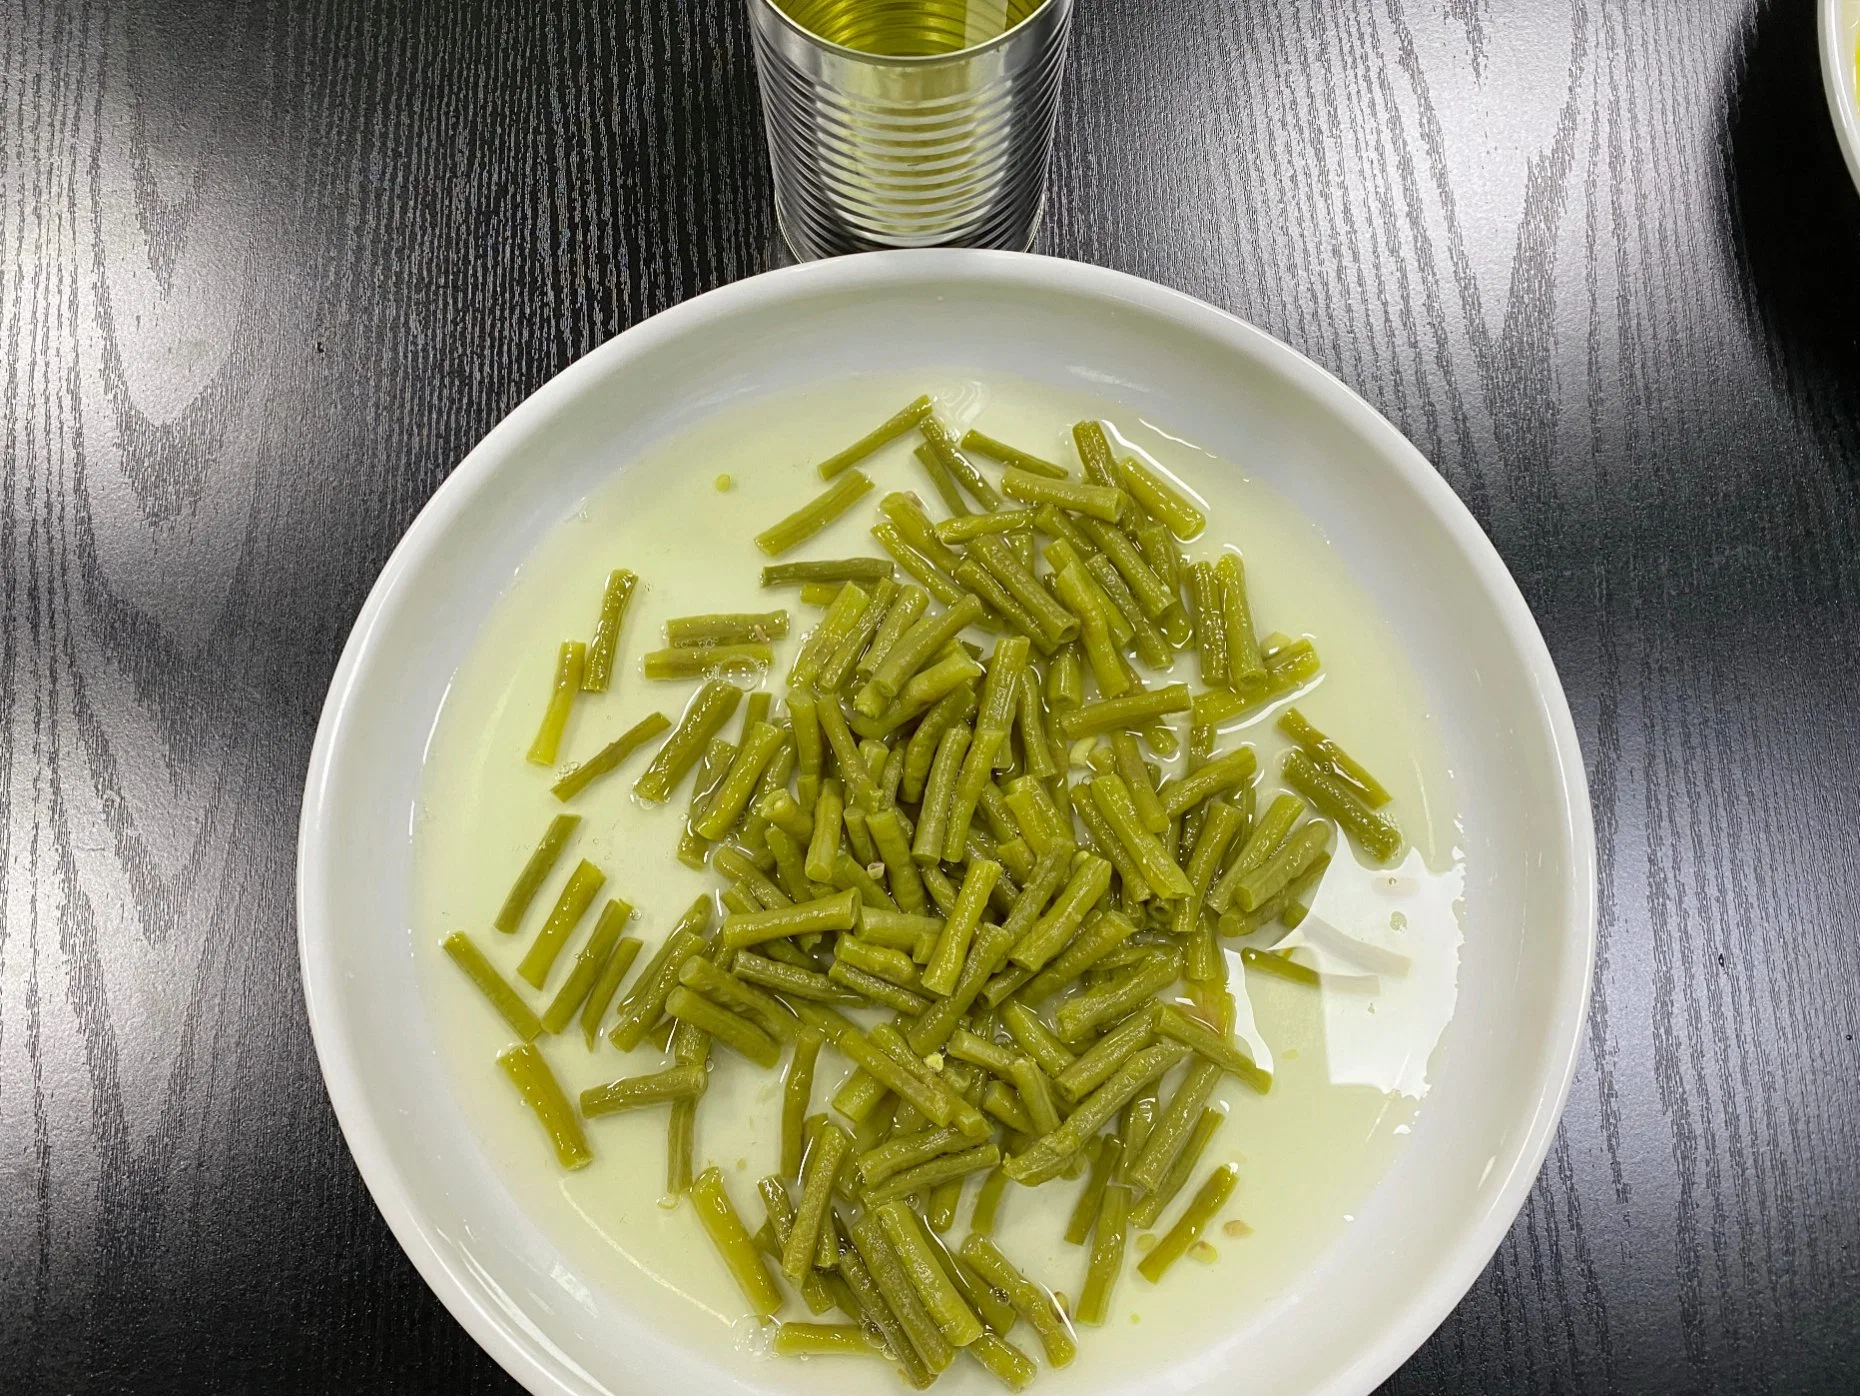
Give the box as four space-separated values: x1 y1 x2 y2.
1821 0 1860 197
297 249 1597 1396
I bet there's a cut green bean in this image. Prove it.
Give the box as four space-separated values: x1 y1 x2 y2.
820 577 896 692
1115 455 1204 539
641 643 772 681
969 534 1080 648
1056 684 1192 740
526 641 586 766
982 1080 1035 1134
1086 552 1172 669
878 492 967 575
1214 553 1265 686
861 585 931 682
1111 732 1169 833
865 1144 1001 1206
1054 1005 1158 1102
1159 745 1259 821
494 814 581 933
583 569 638 692
920 415 1005 512
851 1212 956 1374
782 1026 825 1177
1064 1136 1123 1245
579 935 643 1046
837 1233 936 1389
961 429 1068 479
804 776 844 883
608 900 712 1050
515 859 606 989
693 721 785 839
665 986 780 1067
773 1322 883 1358
441 932 542 1042
1209 791 1304 911
922 859 999 995
756 469 875 556
959 1235 1077 1366
1156 1003 1271 1092
1056 949 1183 1043
1283 749 1404 862
785 1121 852 1280
497 1044 592 1170
1126 1059 1223 1192
935 509 1038 543
861 594 986 713
665 610 790 647
912 723 972 866
1046 642 1084 713
1070 420 1120 488
1277 706 1392 806
1076 1182 1131 1325
678 955 798 1041
875 1201 983 1347
762 557 896 587
691 1167 785 1316
817 395 935 479
721 888 859 950
1233 818 1333 912
579 1062 708 1117
635 682 743 802
759 1177 838 1315
793 581 872 687
1000 1000 1077 1076
1131 1108 1225 1228
970 1165 1009 1236
1185 562 1230 689
1010 854 1113 971
857 1125 970 1187
969 1332 1039 1391
539 897 633 1033
1077 516 1173 620
1005 1042 1188 1185
551 712 671 801
1089 775 1193 899
1138 1163 1239 1282
1019 906 1140 1004
913 440 970 516
736 950 859 1003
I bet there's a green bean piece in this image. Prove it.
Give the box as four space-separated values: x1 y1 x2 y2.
851 1213 957 1374
1070 420 1120 487
758 1177 838 1315
1233 818 1333 912
1056 949 1183 1043
860 585 930 681
849 1027 986 1135
640 643 772 682
968 1331 1039 1391
861 594 986 713
865 1144 1001 1207
947 1026 1021 1079
917 1227 1015 1335
764 824 815 904
906 918 1020 1055
802 776 843 883
1083 552 1169 669
1006 1042 1188 1185
755 469 875 556
1131 1107 1225 1228
935 509 1038 544
959 1235 1078 1367
579 1062 708 1117
1114 454 1204 538
784 1120 852 1280
1076 1182 1131 1325
1209 790 1303 911
441 932 543 1042
1276 706 1393 806
1159 744 1258 821
837 1234 937 1389
1210 551 1264 686
539 897 633 1033
922 859 1000 995
1283 749 1404 862
689 1167 785 1317
1064 1136 1123 1245
1055 684 1192 741
1156 1002 1271 1093
862 907 944 955
1184 562 1229 690
1072 782 1152 902
515 859 606 989
525 641 587 765
1046 641 1084 713
877 491 967 573
1109 732 1168 835
1138 1163 1239 1283
960 429 1069 479
901 688 977 811
920 414 1005 512
1013 669 1060 781
493 814 581 933
981 1080 1036 1134
946 556 1036 647
777 1026 825 1177
550 711 670 802
665 986 780 1067
1007 1056 1062 1135
812 697 885 817
998 782 1063 859
816 394 935 479
715 844 788 909
970 535 1080 648
496 1044 592 1170
772 1321 883 1358
1089 775 1193 898
835 936 923 989
792 581 871 688
762 557 896 587
798 581 843 606
912 439 971 517
608 903 712 1050
1126 1058 1223 1192
1176 797 1247 933
912 723 972 866
578 935 643 1046
875 1201 984 1348
834 1067 894 1123
721 888 859 950
1000 1000 1077 1076
581 569 638 692
858 1125 970 1187
1054 1005 1159 1102
970 1166 1010 1237
939 727 1002 862
736 952 855 1006
1009 854 1112 971
820 578 896 693
678 955 799 1042
1019 906 1141 1004
635 682 743 802
1074 518 1169 621
875 523 968 610
691 721 784 839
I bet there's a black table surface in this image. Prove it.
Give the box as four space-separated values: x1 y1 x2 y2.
5 0 1858 1391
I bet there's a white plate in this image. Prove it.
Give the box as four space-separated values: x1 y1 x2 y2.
1822 0 1860 196
298 251 1594 1396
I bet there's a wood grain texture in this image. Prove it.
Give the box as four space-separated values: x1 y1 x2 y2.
2 0 1856 1392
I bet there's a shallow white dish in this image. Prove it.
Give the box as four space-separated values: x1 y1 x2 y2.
298 250 1595 1396
1822 0 1860 196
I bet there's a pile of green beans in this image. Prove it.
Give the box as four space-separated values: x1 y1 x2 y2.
444 397 1407 1390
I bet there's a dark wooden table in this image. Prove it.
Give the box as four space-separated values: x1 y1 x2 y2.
5 0 1858 1391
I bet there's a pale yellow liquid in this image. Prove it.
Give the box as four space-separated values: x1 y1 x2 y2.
412 375 1465 1392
